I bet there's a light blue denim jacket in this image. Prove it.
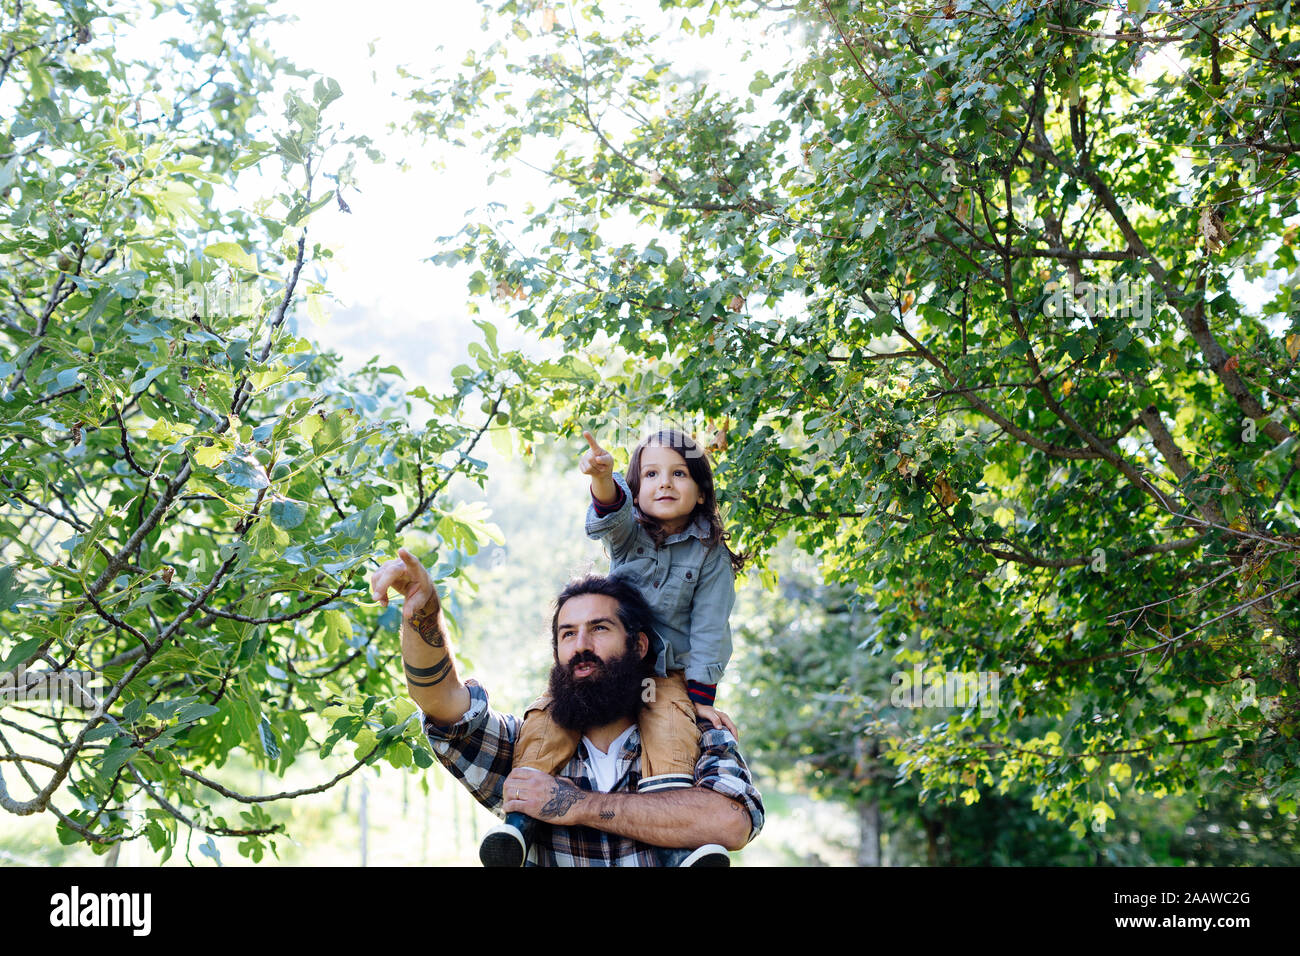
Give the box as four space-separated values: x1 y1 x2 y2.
586 473 735 687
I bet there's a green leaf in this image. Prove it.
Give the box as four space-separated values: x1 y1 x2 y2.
0 566 28 612
331 503 383 552
56 818 83 846
194 443 226 468
203 242 257 271
219 450 270 490
175 701 219 724
269 498 308 530
258 716 281 760
321 609 351 652
286 193 334 227
198 836 223 866
232 143 277 171
130 364 168 395
100 739 136 777
1 637 41 673
71 505 122 567
474 319 498 354
274 132 306 164
313 76 343 110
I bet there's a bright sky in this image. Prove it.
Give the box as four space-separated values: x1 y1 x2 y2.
255 0 521 387
245 0 793 389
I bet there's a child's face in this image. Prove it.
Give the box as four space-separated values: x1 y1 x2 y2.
635 444 705 535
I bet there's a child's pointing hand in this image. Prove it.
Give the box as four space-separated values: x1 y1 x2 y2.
579 430 615 479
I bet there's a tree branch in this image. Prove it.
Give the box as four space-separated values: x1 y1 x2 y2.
171 744 380 804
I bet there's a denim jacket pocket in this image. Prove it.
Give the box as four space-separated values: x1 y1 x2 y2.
614 552 657 590
657 555 702 616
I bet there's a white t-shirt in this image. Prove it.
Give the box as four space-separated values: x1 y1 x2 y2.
581 725 637 793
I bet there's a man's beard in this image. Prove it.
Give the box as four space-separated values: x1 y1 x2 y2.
547 646 647 733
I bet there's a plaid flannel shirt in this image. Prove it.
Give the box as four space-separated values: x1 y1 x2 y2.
421 680 765 866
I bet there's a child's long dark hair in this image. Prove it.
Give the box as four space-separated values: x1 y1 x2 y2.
625 429 746 574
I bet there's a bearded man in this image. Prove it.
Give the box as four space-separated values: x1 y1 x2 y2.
370 548 763 867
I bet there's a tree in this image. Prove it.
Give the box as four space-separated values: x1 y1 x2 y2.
0 0 578 860
734 542 1107 866
735 542 1298 864
412 0 1300 837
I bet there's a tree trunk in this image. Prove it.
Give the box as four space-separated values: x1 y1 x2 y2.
424 786 432 864
857 799 881 866
853 726 882 866
359 772 369 867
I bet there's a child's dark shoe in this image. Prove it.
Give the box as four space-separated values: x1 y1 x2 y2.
678 844 730 867
654 843 730 867
480 811 534 867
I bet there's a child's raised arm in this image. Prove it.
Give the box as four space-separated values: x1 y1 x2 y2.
579 430 619 506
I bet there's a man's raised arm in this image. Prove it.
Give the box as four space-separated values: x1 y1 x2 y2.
370 548 470 726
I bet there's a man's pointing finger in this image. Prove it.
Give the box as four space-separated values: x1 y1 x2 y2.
372 565 396 606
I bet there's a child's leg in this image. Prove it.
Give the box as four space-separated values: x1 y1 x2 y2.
637 673 730 866
514 693 582 774
481 692 582 867
636 672 700 791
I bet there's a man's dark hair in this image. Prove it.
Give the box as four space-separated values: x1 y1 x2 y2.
550 574 655 667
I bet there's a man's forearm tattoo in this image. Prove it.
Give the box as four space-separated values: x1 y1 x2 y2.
539 779 587 819
411 608 445 648
599 810 615 820
404 656 451 687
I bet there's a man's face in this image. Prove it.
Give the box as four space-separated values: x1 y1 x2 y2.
548 593 649 732
554 593 646 673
